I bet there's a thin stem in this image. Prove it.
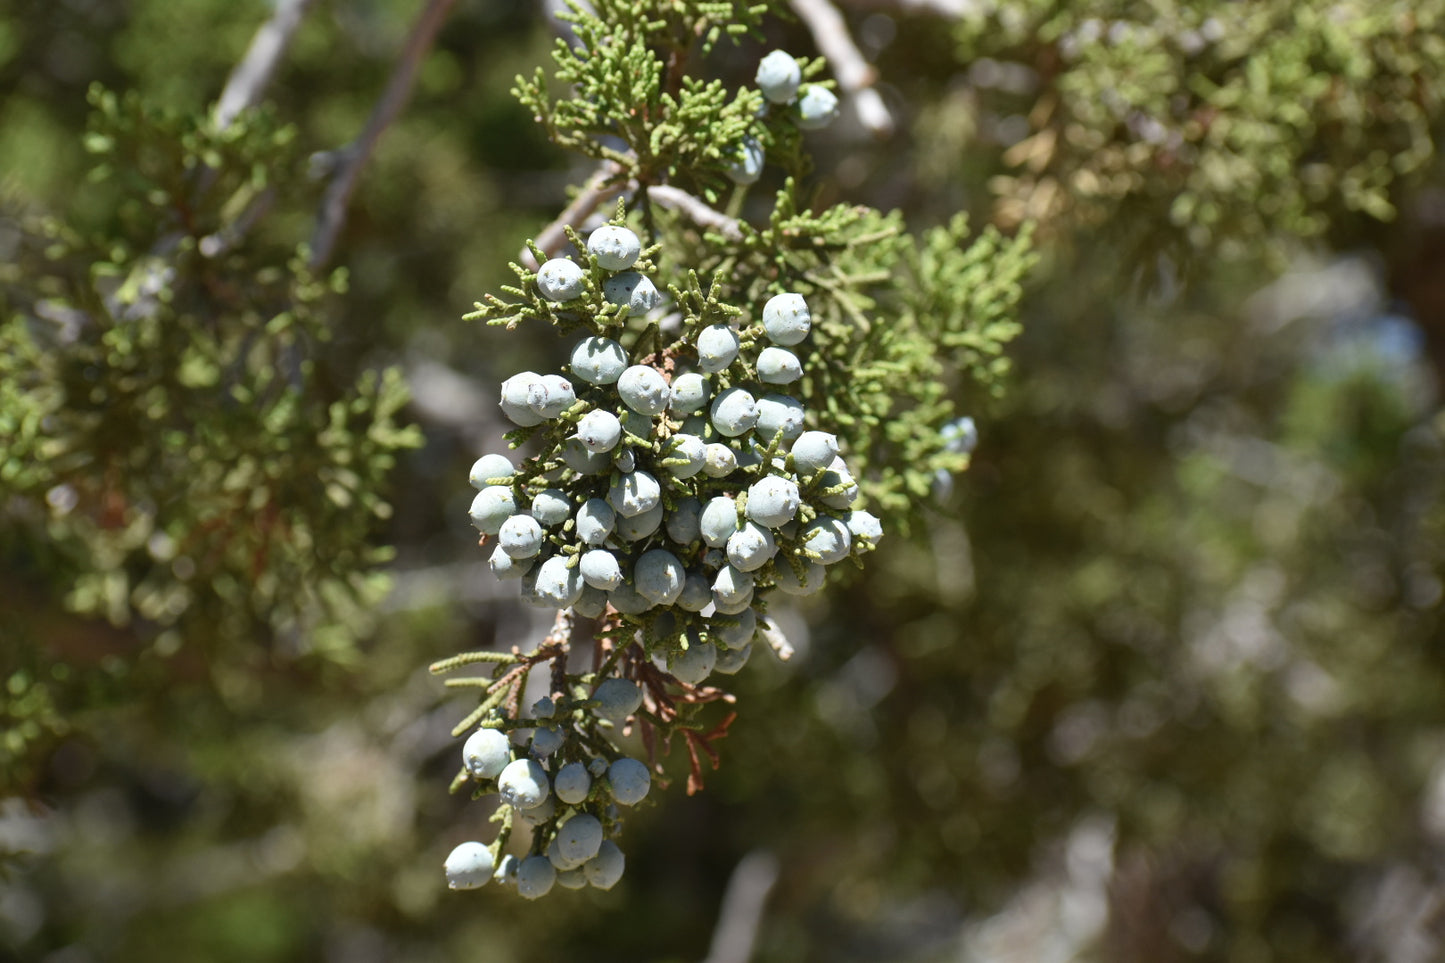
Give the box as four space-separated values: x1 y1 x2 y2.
310 0 461 268
647 185 744 241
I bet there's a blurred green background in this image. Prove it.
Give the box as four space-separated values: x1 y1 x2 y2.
2 1 1443 961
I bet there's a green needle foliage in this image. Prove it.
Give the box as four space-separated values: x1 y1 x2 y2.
0 86 421 791
947 0 1445 277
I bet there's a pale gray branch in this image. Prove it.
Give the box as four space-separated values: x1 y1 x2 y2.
790 0 896 136
214 0 321 130
647 185 744 241
521 161 629 270
701 850 781 963
310 0 460 269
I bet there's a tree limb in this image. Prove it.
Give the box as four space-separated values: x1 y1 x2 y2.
214 0 322 130
310 0 460 269
790 0 895 136
646 185 744 241
701 850 781 963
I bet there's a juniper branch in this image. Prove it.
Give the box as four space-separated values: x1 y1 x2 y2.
647 185 744 241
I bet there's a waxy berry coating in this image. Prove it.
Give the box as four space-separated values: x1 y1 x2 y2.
468 453 514 489
756 50 802 104
462 727 511 779
445 842 495 890
570 336 629 386
587 225 642 271
536 258 586 302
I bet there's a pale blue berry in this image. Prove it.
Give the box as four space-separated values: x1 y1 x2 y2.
726 521 776 572
556 813 604 863
755 393 805 441
556 867 589 889
444 841 495 890
796 84 840 130
587 225 642 271
663 435 706 479
608 757 651 805
941 416 979 455
801 515 852 564
726 136 764 185
548 836 584 870
570 336 629 386
678 571 713 612
696 324 740 373
463 727 511 779
469 486 517 534
756 346 802 384
499 370 543 425
608 579 654 615
665 496 703 544
702 443 738 477
536 374 576 418
499 371 548 426
468 453 514 490
535 555 585 607
530 725 565 757
616 365 670 416
591 678 642 722
669 641 717 685
516 855 557 899
575 583 609 619
489 544 534 580
536 258 587 302
700 496 739 547
817 457 860 508
843 510 883 552
513 793 555 828
715 607 757 648
714 643 752 675
604 272 660 315
712 564 755 608
584 840 626 890
575 498 616 545
790 431 838 474
756 50 802 104
762 293 811 346
607 470 661 518
562 437 610 475
577 409 623 453
746 475 801 527
634 549 685 606
499 514 545 559
498 758 551 810
580 549 623 590
669 373 710 413
616 502 664 541
711 387 759 437
531 489 572 527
